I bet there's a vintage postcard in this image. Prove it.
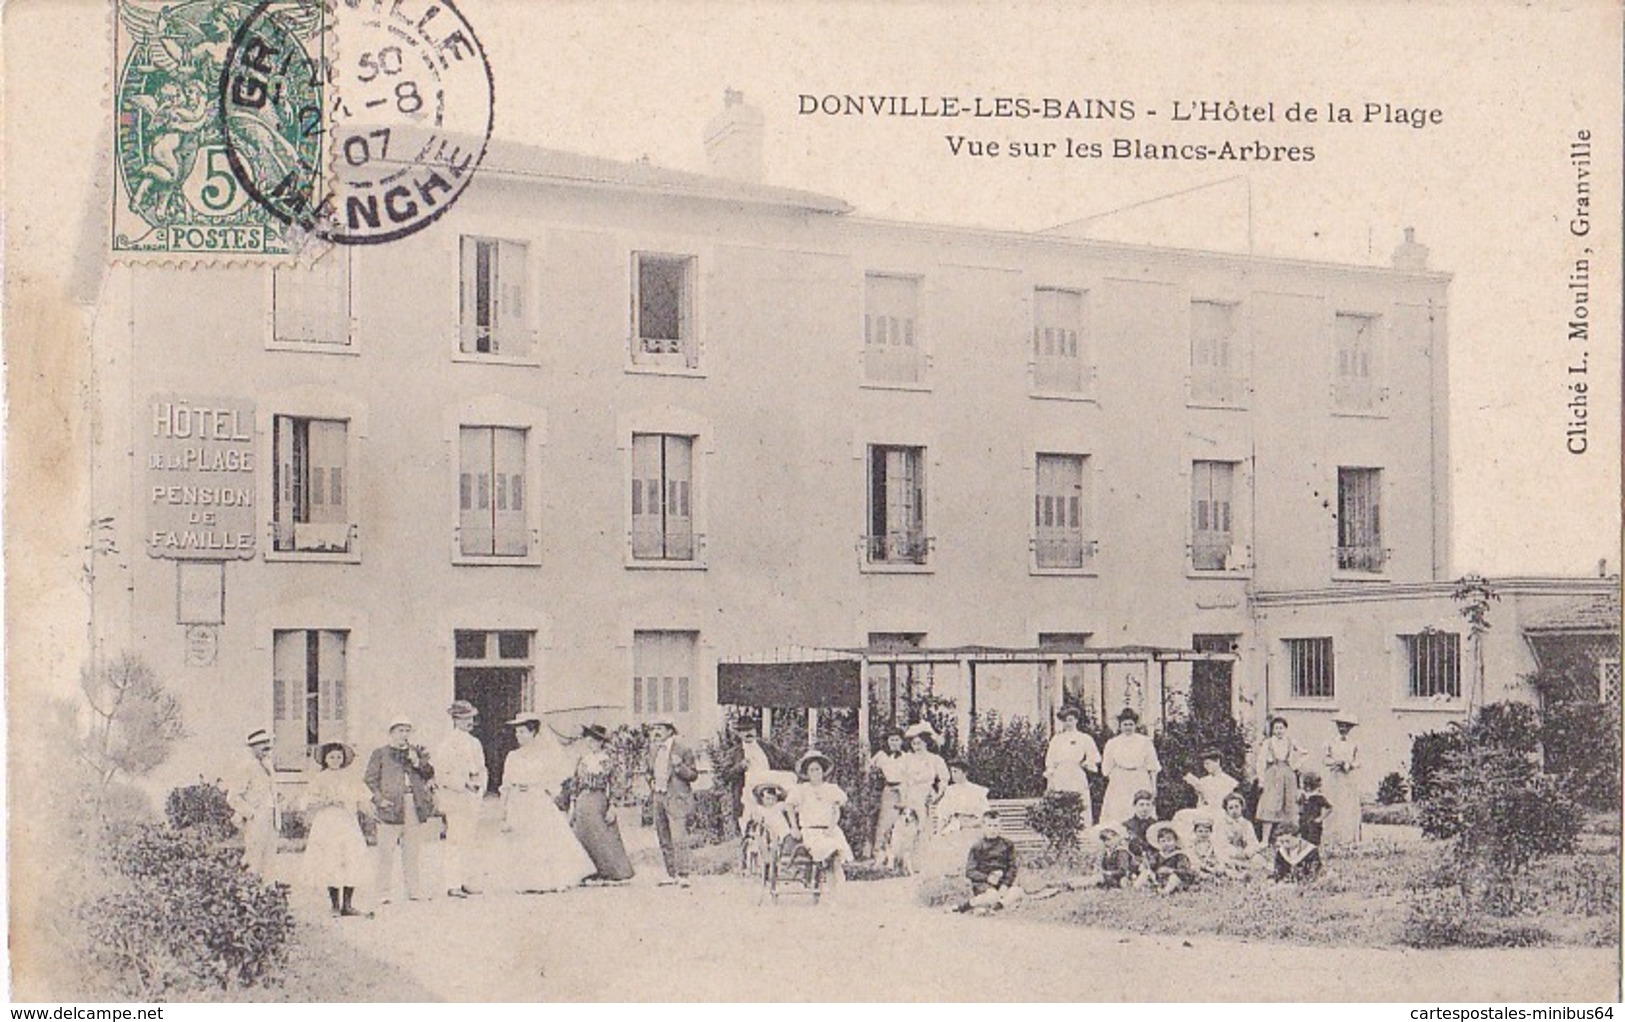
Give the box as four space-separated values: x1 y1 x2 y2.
5 0 1622 1004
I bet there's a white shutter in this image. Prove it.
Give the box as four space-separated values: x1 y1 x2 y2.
459 426 492 555
630 434 663 559
273 266 319 343
492 426 529 556
664 436 694 560
317 630 347 747
497 240 530 357
274 416 296 549
307 420 347 526
272 630 306 770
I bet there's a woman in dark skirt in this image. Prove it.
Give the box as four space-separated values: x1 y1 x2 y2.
569 724 635 883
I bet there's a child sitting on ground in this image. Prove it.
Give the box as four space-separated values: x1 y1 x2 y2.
1137 821 1198 895
1097 820 1140 888
948 809 1025 915
1298 772 1332 848
1271 821 1322 883
1187 815 1241 882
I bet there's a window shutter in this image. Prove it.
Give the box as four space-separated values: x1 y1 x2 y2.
492 426 529 556
459 237 481 353
317 630 347 746
272 630 305 770
630 434 663 558
498 240 530 357
664 436 694 559
273 266 318 343
273 416 296 549
459 426 492 556
307 420 347 525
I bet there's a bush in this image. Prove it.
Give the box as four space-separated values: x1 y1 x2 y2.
164 780 238 836
966 712 1047 798
1403 887 1552 949
1027 791 1086 854
82 820 295 995
1376 771 1409 805
1541 700 1622 811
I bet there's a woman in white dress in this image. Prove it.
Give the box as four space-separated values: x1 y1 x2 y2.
1100 708 1161 824
1321 712 1363 846
301 742 370 916
787 750 852 891
500 714 595 894
1044 705 1101 825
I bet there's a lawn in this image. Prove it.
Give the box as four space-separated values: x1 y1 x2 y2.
912 834 1619 950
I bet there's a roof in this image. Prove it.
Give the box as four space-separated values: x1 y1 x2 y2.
1522 590 1622 634
725 644 1234 664
475 139 853 215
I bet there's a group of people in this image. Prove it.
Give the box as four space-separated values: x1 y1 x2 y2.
225 703 709 915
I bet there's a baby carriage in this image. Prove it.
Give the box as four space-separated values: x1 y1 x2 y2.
760 830 834 905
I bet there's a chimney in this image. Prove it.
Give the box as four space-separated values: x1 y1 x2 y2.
1392 227 1430 271
704 88 764 184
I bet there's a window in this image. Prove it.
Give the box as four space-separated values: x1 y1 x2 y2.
631 433 695 561
272 629 347 770
1033 288 1084 392
632 630 697 717
1403 631 1461 699
1191 460 1237 571
460 237 531 357
866 445 928 564
1601 658 1621 704
459 426 529 557
1190 301 1243 404
864 274 922 384
1336 467 1384 572
1286 637 1335 700
1333 313 1377 411
272 415 352 553
633 253 697 367
1034 453 1090 569
273 252 349 346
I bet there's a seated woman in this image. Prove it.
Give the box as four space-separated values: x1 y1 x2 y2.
787 749 853 890
1214 791 1271 873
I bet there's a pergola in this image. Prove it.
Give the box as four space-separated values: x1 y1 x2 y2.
717 644 1238 752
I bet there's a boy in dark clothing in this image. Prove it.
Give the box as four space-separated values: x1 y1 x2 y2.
1271 822 1323 882
1096 821 1140 888
1298 772 1332 848
1122 789 1160 860
1138 821 1198 894
949 809 1025 914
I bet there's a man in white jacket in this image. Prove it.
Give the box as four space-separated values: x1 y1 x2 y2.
434 700 488 898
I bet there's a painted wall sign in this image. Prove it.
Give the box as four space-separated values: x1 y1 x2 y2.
146 395 256 559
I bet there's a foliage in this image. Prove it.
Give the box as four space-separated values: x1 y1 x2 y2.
1403 886 1551 948
1540 698 1622 811
1151 705 1249 820
966 711 1047 798
1409 730 1459 802
77 654 187 791
164 780 238 837
82 817 295 996
1415 702 1582 917
1411 702 1539 802
1376 771 1409 805
1026 791 1086 854
605 723 650 807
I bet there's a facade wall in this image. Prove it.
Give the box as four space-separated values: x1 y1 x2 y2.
87 158 1455 792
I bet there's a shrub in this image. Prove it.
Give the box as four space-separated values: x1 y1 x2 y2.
966 711 1047 798
1376 771 1409 805
164 779 237 836
82 820 295 995
1541 699 1622 811
1410 730 1461 802
1403 887 1551 949
1027 791 1086 854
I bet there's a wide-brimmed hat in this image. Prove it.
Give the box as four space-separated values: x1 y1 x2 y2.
797 749 834 777
580 724 611 743
1332 710 1360 727
505 712 543 729
245 728 272 747
1056 705 1083 722
316 742 353 768
752 780 787 801
1148 821 1181 845
447 700 478 719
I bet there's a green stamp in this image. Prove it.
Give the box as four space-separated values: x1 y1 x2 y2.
113 0 324 257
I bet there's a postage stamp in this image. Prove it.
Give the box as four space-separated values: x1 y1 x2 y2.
112 0 325 257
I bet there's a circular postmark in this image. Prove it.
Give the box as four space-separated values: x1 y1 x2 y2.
220 0 494 246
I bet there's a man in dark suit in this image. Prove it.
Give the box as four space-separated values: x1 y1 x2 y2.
715 717 793 830
646 720 699 887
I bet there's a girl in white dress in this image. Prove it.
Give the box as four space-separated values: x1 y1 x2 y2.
301 743 370 916
787 750 852 890
1044 705 1102 824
